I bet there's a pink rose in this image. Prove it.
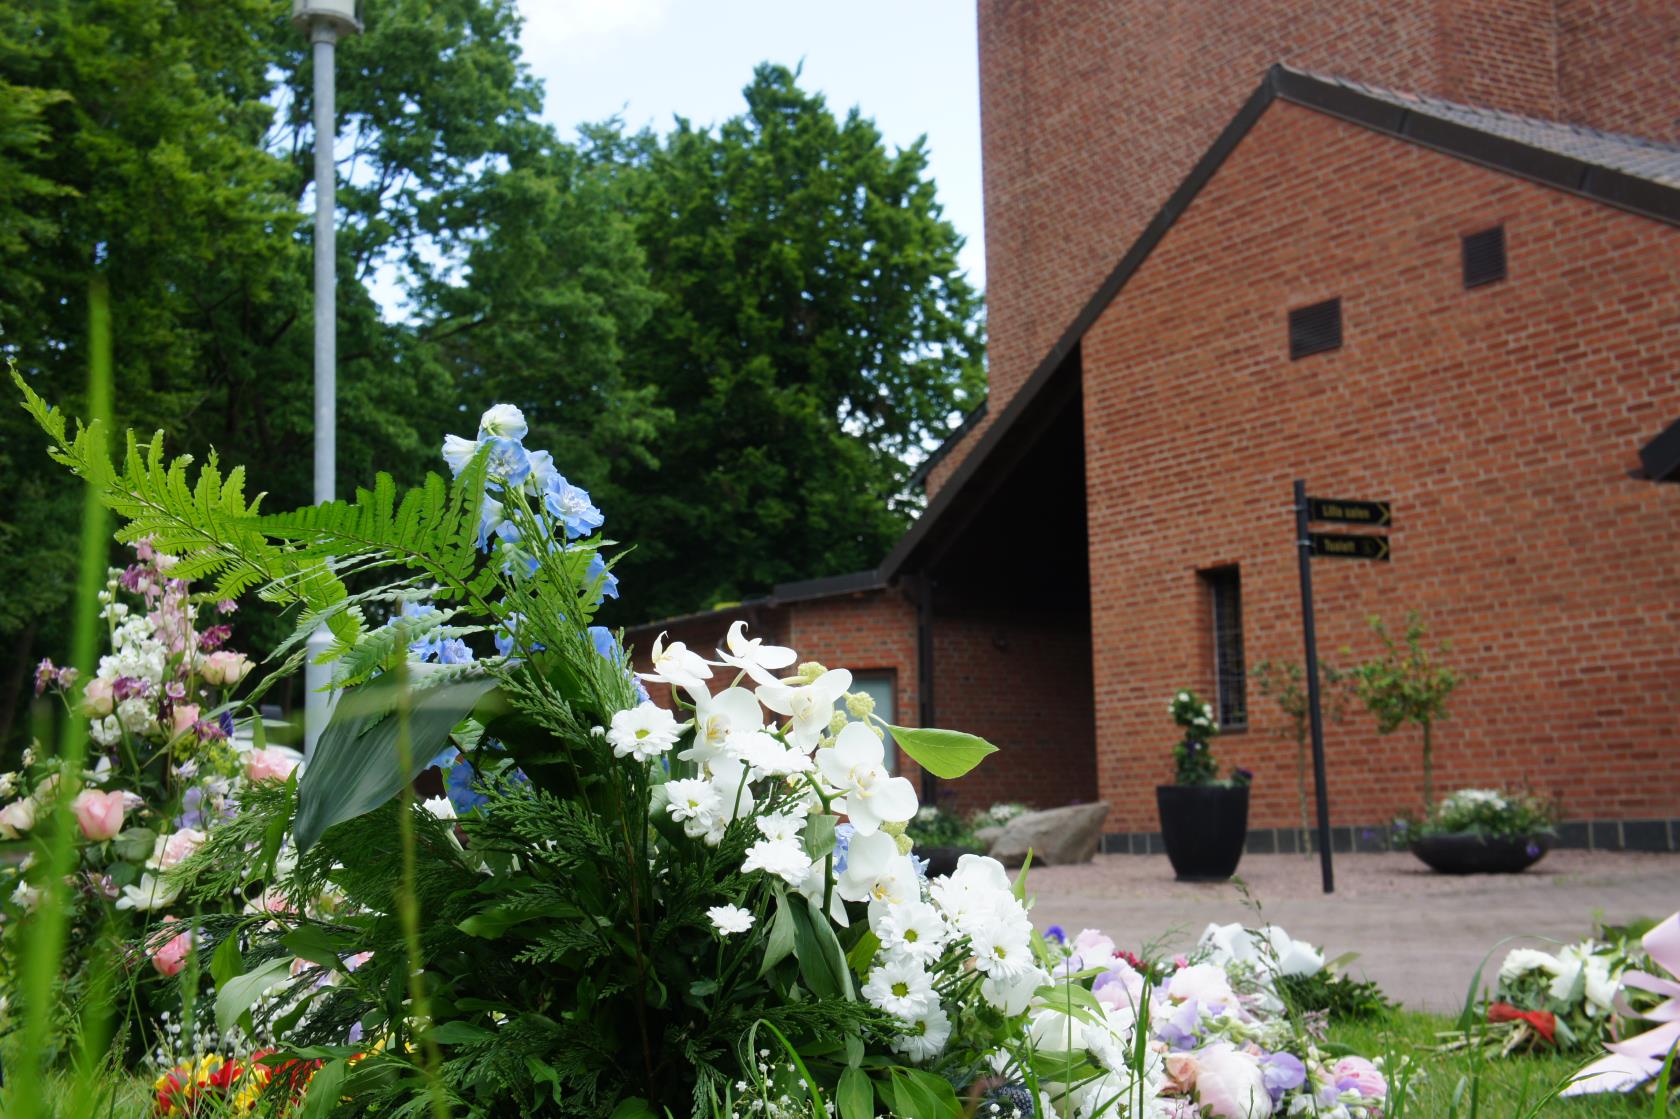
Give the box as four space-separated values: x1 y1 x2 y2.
171 704 200 734
0 798 37 839
1332 1056 1386 1099
71 789 126 841
151 917 194 977
149 828 207 871
1192 1043 1271 1119
245 748 298 783
82 677 115 717
201 651 252 687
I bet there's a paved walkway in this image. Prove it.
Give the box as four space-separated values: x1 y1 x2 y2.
1027 851 1680 1012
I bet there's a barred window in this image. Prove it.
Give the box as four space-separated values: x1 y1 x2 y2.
1205 567 1247 729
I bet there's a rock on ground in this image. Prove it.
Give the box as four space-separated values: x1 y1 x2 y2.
989 802 1110 867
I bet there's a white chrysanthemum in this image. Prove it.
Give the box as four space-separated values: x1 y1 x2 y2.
890 1004 951 1063
1499 947 1560 983
876 900 949 966
862 956 938 1020
664 778 721 828
606 702 686 763
707 905 754 935
754 812 807 844
735 731 816 778
741 837 812 886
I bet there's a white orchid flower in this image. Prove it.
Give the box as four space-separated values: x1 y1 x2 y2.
712 620 797 687
815 722 917 835
639 632 713 693
680 686 763 766
836 830 919 917
756 667 853 750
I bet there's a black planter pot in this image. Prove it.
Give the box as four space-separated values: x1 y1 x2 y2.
1411 832 1550 874
918 845 986 878
1156 784 1250 881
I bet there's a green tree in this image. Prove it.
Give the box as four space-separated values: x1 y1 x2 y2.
587 64 987 623
1253 659 1347 853
1346 612 1462 810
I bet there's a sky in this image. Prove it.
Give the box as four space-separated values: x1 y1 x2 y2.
512 0 987 291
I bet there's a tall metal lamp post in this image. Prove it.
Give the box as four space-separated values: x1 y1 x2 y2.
294 0 361 754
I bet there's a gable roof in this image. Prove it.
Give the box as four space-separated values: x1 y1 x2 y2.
880 64 1680 580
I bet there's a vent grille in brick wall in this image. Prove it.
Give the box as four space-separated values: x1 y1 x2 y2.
1288 298 1342 359
1462 225 1507 288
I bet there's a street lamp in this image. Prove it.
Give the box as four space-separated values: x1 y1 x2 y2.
294 0 361 754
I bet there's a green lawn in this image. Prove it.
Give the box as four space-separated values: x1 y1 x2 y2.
1329 1010 1658 1119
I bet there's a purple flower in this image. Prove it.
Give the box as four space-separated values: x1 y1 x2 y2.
1526 840 1541 858
1045 925 1067 944
1262 1052 1306 1099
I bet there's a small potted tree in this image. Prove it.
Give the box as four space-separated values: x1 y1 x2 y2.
1345 612 1539 872
1156 689 1252 880
1254 660 1345 858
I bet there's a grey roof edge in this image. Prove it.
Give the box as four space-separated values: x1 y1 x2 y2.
621 569 888 636
878 64 1680 580
906 401 989 491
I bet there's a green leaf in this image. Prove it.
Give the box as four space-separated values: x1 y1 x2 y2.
804 813 839 861
457 902 582 939
837 1067 873 1119
790 893 853 1000
209 932 243 988
426 1021 495 1045
759 892 797 978
281 926 348 973
846 930 880 977
294 670 498 851
608 1098 658 1119
215 956 291 1036
890 1068 960 1117
884 724 997 780
113 827 156 862
297 1058 348 1119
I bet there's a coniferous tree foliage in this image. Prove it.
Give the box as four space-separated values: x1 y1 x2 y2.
0 7 984 741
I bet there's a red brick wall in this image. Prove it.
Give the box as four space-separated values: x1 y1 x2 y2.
929 608 1098 813
1082 102 1680 832
944 0 1680 502
1557 0 1680 146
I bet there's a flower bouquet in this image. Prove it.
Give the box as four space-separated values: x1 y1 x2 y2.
0 541 293 1067
14 383 1399 1117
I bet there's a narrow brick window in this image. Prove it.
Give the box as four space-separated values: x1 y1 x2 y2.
1288 298 1341 359
1462 225 1506 288
848 671 897 772
1204 568 1247 729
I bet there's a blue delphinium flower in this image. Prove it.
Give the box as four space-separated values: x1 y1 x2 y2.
446 759 490 815
544 476 604 539
435 638 473 665
585 552 619 602
482 436 532 488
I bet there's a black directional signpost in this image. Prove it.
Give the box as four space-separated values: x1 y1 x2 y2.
1293 481 1392 895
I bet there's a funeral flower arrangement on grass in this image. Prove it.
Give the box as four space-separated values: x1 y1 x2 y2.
14 383 1397 1117
0 539 298 1072
1441 920 1659 1057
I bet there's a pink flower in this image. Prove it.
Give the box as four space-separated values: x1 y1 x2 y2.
82 677 115 717
149 828 207 871
71 790 126 841
1193 1043 1272 1119
245 748 298 783
201 651 253 687
1167 963 1238 1007
1332 1056 1386 1099
151 917 194 977
171 704 200 735
1073 927 1117 961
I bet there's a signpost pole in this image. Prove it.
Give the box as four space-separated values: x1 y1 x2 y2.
1294 479 1335 894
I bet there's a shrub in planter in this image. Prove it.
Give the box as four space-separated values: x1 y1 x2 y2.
1402 787 1557 874
1157 690 1252 881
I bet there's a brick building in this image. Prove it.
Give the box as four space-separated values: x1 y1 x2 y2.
630 2 1680 851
